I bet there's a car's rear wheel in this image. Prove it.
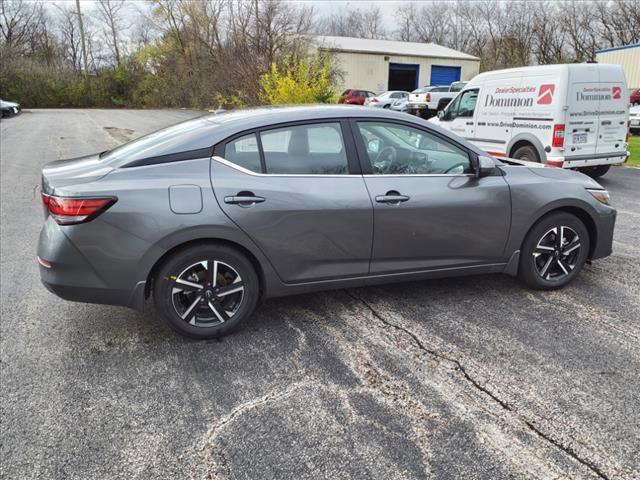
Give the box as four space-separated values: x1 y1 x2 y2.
518 212 589 290
578 165 610 178
153 244 259 339
512 144 540 162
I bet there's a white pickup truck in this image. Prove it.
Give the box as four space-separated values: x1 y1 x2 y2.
407 81 467 118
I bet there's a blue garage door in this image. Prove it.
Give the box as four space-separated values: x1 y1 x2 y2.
430 65 461 86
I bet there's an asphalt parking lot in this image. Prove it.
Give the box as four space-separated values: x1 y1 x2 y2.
1 109 639 480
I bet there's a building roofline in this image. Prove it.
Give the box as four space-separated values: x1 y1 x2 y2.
595 43 640 54
311 35 480 62
318 45 480 62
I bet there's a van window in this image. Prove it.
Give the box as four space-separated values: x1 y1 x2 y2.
260 123 348 175
447 89 479 120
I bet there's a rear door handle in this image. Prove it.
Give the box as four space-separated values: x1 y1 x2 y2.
224 193 265 206
375 192 410 204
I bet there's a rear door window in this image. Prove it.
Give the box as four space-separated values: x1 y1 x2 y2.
224 133 262 172
260 123 349 174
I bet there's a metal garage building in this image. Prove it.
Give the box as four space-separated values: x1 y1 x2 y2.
312 35 480 93
595 44 640 88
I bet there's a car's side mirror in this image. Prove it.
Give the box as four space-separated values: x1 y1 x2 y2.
437 110 445 120
476 155 497 177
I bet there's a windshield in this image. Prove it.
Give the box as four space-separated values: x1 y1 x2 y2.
100 115 215 164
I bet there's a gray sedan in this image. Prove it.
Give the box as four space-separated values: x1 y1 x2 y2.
38 106 616 339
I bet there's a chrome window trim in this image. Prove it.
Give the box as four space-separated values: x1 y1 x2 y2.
213 156 473 178
212 156 358 178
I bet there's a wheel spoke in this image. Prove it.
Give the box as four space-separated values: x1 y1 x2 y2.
207 260 217 286
562 238 581 255
217 282 245 297
557 259 570 274
208 300 229 323
556 226 563 249
534 245 555 255
181 295 202 323
173 278 204 292
539 255 554 278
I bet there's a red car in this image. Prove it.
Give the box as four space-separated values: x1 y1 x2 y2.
630 88 640 106
338 89 377 105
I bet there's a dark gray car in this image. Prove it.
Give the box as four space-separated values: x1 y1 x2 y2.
37 106 616 338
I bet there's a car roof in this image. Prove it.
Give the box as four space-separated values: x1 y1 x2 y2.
109 105 485 168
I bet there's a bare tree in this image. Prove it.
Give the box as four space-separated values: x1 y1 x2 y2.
317 5 386 39
96 0 127 65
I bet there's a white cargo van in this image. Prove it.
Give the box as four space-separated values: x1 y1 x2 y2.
430 64 630 177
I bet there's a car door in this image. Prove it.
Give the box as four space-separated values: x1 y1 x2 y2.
211 120 373 283
352 120 511 274
437 88 479 141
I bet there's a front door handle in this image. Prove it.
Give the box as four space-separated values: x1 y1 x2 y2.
375 191 410 204
224 192 265 206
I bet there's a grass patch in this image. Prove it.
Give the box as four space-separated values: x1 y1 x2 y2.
627 134 640 167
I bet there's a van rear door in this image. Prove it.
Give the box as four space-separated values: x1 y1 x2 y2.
595 65 628 156
566 65 599 159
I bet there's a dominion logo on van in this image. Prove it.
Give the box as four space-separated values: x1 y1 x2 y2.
484 85 554 108
576 86 621 101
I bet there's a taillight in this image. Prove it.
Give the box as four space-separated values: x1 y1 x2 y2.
552 124 565 148
42 194 116 225
425 93 431 102
626 120 630 142
371 98 378 102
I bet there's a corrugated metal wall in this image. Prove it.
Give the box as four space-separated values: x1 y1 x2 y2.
333 51 480 93
596 47 640 88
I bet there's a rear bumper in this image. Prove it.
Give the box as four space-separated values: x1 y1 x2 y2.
558 151 628 168
37 218 142 309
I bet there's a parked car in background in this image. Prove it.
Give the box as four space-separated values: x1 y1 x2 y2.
364 90 409 108
338 89 377 106
0 99 21 117
630 105 640 134
630 88 640 106
407 83 467 118
38 106 615 339
431 63 629 178
390 97 409 112
407 86 449 117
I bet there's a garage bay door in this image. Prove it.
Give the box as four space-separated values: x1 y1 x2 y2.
430 65 461 86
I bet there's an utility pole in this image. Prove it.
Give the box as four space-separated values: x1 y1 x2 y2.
75 0 89 84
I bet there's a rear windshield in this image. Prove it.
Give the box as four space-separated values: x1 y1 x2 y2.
412 87 428 94
100 116 215 165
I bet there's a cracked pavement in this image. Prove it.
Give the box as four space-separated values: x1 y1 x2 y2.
1 109 639 480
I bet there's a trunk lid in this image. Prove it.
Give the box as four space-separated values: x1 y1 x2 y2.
41 153 113 194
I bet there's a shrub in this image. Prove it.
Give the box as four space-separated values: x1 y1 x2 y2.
259 53 337 105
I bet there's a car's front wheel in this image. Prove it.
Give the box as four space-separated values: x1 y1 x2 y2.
518 212 589 290
153 244 259 339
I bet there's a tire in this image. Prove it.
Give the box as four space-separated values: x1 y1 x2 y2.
153 244 259 339
512 144 540 162
383 104 390 109
578 165 610 178
518 212 590 290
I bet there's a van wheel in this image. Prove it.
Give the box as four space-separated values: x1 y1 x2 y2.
512 145 540 162
578 165 610 178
